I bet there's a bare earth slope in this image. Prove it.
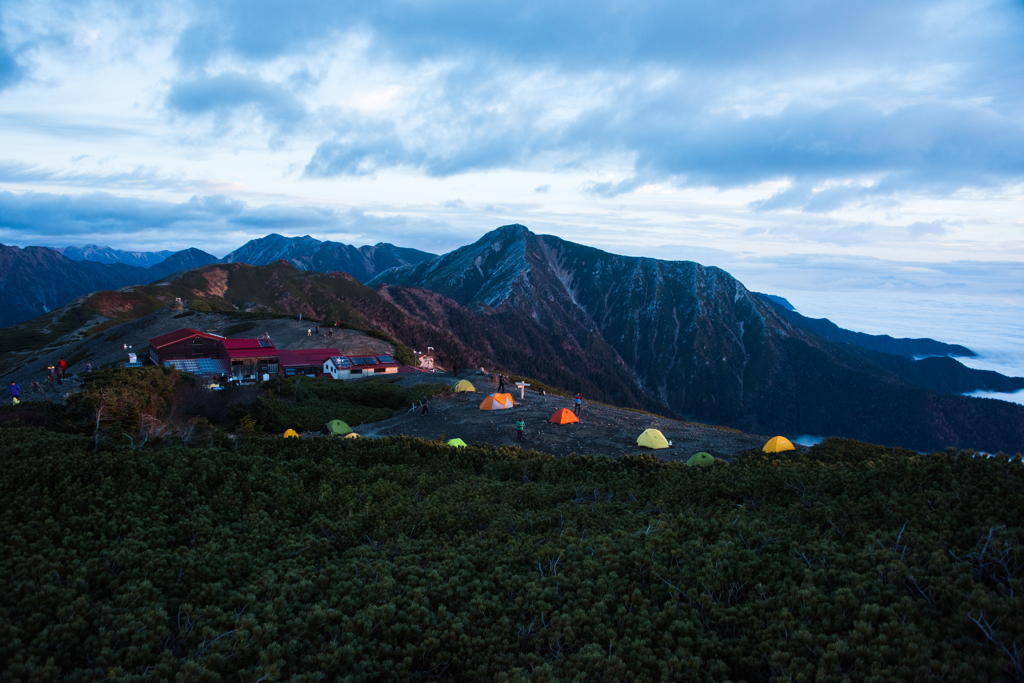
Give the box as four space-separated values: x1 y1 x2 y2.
358 372 769 460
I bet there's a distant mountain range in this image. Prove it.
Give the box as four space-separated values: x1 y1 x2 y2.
59 244 175 269
221 233 436 281
0 235 435 328
755 293 975 359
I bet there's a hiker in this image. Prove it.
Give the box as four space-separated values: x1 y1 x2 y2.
85 362 92 373
10 381 20 405
574 392 582 416
58 358 66 385
421 396 429 416
315 324 319 335
498 374 506 393
516 417 525 442
46 364 55 386
307 328 312 337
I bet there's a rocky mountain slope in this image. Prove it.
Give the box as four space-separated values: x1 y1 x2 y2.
60 244 174 268
371 224 1024 453
221 233 436 282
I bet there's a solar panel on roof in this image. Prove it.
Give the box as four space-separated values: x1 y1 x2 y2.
258 339 273 347
333 356 351 367
352 357 375 365
376 355 394 363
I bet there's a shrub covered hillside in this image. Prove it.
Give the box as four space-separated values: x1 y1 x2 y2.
1 431 1022 682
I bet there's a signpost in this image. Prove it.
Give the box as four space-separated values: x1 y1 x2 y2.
516 382 530 399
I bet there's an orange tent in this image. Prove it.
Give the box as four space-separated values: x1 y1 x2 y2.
479 394 514 410
549 408 579 424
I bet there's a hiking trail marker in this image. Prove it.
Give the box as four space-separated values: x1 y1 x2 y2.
516 382 530 399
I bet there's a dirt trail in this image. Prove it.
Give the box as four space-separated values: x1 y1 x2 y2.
359 372 772 461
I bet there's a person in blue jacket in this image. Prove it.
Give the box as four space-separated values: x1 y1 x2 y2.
10 380 20 405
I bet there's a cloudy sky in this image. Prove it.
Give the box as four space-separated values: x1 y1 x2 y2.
1 0 1023 280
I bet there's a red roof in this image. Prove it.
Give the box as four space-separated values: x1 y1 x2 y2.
149 327 223 349
220 338 276 351
279 348 340 368
218 338 279 360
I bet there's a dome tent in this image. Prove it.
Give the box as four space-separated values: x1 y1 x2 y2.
447 438 467 448
763 436 795 453
344 432 361 439
283 429 300 438
549 408 579 425
323 419 353 435
637 429 669 450
687 451 714 466
453 379 476 392
479 394 513 410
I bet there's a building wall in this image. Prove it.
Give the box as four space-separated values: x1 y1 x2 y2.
153 338 221 364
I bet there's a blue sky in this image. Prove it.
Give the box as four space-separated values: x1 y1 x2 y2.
0 0 1022 283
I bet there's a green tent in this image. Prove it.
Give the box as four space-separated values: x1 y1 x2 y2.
447 438 467 448
323 419 352 435
686 451 714 466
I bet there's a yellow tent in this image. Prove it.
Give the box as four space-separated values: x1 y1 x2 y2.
344 432 361 439
447 438 467 448
637 428 669 450
479 394 513 410
453 379 476 392
763 436 795 453
283 429 300 438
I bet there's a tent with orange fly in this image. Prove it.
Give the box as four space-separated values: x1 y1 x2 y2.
548 408 580 424
479 393 514 410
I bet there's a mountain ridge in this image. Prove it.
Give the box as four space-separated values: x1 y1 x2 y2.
371 224 1024 452
221 233 436 281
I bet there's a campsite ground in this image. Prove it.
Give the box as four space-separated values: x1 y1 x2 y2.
358 371 775 461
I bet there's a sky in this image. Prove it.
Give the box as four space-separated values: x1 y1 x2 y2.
0 0 1022 303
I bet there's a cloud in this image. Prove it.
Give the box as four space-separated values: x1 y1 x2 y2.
165 72 306 134
0 189 454 254
534 184 550 193
906 220 947 238
0 5 25 91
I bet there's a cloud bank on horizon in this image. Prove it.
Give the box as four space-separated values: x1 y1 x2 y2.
0 0 1022 271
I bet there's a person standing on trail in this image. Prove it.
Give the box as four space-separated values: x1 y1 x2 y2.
85 362 92 373
46 364 55 386
58 358 66 384
498 374 506 393
10 381 20 405
307 328 312 337
315 324 319 335
516 418 525 443
421 396 429 416
574 392 582 416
